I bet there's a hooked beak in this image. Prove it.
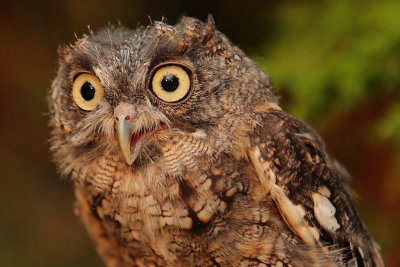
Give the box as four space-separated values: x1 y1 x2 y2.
114 103 139 165
114 102 166 165
115 117 140 165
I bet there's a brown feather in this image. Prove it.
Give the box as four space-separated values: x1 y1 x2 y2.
48 16 384 267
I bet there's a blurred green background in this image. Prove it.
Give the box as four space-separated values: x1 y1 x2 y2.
0 0 399 266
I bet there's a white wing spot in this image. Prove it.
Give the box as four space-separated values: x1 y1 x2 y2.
249 146 318 246
312 193 340 232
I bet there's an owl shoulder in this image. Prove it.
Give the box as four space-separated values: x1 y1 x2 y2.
247 106 383 266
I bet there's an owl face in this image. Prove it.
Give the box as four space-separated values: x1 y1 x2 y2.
49 16 276 178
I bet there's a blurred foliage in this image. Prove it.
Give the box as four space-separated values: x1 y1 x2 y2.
0 0 399 266
378 102 400 142
258 0 400 138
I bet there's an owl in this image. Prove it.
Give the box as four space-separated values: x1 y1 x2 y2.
48 15 384 266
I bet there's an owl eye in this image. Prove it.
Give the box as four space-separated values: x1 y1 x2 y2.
150 65 191 103
72 73 104 111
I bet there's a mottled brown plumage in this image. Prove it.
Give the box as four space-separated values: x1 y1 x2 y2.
48 16 384 266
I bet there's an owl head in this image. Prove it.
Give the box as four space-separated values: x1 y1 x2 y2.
48 15 277 180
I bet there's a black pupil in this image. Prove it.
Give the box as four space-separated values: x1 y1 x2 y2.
161 74 179 92
81 82 95 101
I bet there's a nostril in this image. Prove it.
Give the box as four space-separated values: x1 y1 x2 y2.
114 102 136 122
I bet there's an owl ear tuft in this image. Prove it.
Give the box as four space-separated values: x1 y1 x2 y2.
57 45 72 64
202 14 222 55
177 15 222 55
177 16 204 52
204 14 217 43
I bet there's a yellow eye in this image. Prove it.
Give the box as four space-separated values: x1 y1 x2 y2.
151 65 191 103
72 73 104 111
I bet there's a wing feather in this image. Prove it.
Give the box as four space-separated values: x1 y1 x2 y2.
248 108 384 266
74 187 125 267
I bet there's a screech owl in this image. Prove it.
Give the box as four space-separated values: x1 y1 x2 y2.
48 16 384 266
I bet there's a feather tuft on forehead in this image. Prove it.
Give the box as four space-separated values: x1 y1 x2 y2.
176 15 222 55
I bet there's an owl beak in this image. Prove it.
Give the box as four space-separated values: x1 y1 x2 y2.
114 103 139 165
115 117 138 165
114 102 167 165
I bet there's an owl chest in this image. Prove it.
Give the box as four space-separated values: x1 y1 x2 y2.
85 152 279 264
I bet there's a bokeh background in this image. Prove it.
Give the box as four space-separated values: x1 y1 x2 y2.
1 0 399 266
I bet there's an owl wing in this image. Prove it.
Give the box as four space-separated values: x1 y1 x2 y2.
74 187 125 267
248 107 384 266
